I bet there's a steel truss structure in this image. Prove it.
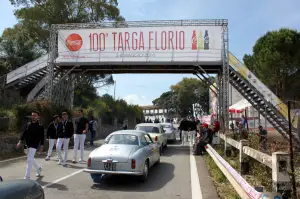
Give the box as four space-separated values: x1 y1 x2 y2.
45 19 229 127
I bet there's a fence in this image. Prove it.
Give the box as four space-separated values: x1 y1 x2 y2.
206 133 291 199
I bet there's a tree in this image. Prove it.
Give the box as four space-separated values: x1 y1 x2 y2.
4 0 125 104
9 0 125 50
0 24 41 74
153 77 209 117
243 28 300 100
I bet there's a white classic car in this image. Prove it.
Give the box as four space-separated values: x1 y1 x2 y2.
135 123 168 154
83 130 160 183
161 122 176 142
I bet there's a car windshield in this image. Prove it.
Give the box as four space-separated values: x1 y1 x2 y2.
136 126 160 133
107 134 139 145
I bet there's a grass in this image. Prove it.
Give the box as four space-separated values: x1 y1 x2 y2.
204 147 241 199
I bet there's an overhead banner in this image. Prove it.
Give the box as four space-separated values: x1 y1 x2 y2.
56 26 222 63
229 53 298 128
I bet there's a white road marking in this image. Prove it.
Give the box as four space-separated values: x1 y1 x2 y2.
189 143 203 199
42 169 84 189
0 156 26 163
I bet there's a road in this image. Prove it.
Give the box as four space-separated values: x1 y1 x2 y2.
0 136 218 199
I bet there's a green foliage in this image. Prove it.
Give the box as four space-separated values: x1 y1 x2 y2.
204 147 241 199
74 94 143 125
243 28 300 100
153 77 209 117
0 108 9 117
13 100 70 128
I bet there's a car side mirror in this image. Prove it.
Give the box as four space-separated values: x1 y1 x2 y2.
104 139 108 144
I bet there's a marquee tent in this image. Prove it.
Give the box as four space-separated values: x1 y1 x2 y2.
229 99 252 113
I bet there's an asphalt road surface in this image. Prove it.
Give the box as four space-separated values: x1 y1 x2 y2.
0 133 219 199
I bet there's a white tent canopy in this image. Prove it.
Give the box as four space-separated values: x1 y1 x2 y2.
229 99 252 111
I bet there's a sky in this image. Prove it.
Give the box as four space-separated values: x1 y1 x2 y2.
1 0 300 106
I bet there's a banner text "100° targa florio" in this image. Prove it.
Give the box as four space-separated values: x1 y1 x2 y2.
88 31 185 52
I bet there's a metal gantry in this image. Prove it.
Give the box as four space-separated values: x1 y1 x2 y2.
44 19 229 123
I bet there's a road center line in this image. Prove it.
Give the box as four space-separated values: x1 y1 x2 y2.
42 169 83 189
190 143 203 199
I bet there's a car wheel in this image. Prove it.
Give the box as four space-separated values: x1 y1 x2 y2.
140 161 149 182
90 174 103 183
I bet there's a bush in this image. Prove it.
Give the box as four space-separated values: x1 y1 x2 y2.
0 108 8 117
13 100 70 128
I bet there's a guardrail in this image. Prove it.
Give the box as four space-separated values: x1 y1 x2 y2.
215 133 291 198
206 144 284 199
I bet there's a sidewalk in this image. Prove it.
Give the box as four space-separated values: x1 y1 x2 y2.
195 155 219 199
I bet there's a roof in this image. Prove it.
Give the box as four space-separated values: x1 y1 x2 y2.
111 130 147 136
136 123 162 127
139 105 163 110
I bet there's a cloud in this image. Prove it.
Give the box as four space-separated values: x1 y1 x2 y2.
123 94 152 106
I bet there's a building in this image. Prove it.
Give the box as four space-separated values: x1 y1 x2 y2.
139 105 169 122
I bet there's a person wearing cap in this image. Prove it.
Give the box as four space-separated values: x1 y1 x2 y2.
73 109 89 163
57 112 74 166
45 115 60 161
195 123 211 155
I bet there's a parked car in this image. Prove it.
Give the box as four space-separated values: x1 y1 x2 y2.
0 179 45 199
83 130 160 183
161 123 176 142
135 123 168 153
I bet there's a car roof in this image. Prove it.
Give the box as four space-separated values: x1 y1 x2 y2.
110 130 147 136
136 123 162 127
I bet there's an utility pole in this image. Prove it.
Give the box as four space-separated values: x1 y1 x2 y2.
114 80 116 100
287 101 297 199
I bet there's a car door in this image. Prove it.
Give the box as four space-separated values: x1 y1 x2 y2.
160 126 167 145
140 135 153 164
145 134 159 165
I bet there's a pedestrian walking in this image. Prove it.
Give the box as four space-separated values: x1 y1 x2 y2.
89 116 98 146
45 115 60 161
16 111 44 179
73 109 89 163
178 117 189 146
57 112 74 166
189 118 197 144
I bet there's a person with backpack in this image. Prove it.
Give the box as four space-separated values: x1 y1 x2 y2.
89 116 98 146
16 111 44 179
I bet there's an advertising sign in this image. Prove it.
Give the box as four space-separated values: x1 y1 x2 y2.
229 53 298 128
56 26 222 63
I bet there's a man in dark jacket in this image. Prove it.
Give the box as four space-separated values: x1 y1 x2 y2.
73 109 88 163
178 117 190 146
57 112 74 166
16 111 44 179
45 115 60 161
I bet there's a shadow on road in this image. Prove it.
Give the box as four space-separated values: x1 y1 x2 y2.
90 162 174 192
35 176 68 191
162 145 190 157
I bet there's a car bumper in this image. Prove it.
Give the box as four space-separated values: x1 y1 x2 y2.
83 169 143 176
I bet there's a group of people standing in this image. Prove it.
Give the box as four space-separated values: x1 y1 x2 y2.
178 117 220 155
16 109 98 180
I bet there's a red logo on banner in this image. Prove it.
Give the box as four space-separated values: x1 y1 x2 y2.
65 33 83 51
